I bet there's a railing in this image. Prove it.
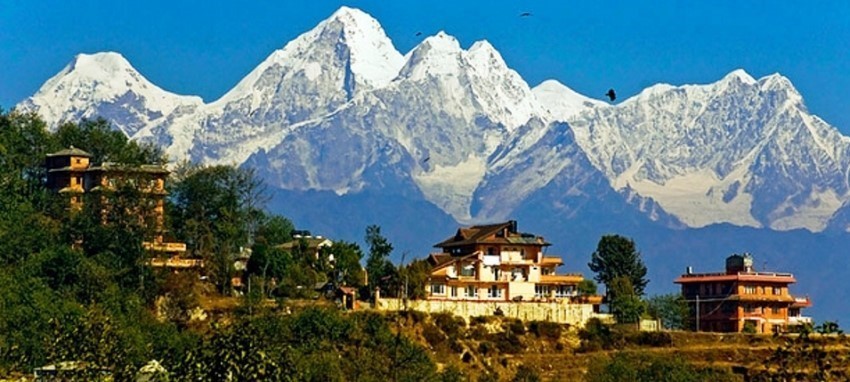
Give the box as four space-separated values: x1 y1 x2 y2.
678 270 794 278
788 316 813 325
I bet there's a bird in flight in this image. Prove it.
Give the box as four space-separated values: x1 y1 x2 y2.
605 88 617 102
520 12 532 17
423 156 430 163
415 31 422 36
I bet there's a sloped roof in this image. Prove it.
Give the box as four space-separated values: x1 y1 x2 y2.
276 237 333 251
433 221 549 247
47 146 92 158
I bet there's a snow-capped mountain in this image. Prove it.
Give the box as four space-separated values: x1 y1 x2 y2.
16 6 850 234
565 69 850 231
18 52 202 138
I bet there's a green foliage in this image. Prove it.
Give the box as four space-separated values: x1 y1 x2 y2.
326 240 366 288
585 352 738 382
750 328 850 381
742 321 757 334
364 225 397 298
578 279 598 296
646 293 689 330
578 318 626 352
511 364 541 382
608 277 645 324
400 258 432 299
169 164 268 294
528 321 564 340
588 234 648 296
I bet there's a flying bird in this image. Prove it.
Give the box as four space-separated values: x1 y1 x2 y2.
605 88 616 102
415 31 422 36
520 12 533 17
423 156 430 163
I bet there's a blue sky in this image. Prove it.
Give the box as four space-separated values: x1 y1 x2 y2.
2 1 849 131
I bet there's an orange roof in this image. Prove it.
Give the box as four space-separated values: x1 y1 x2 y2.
539 274 584 284
675 272 795 284
540 256 564 266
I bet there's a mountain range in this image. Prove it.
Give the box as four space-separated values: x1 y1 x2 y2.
17 6 850 319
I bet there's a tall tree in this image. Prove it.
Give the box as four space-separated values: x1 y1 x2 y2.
646 294 690 330
364 225 396 298
588 235 649 296
608 277 645 324
169 164 269 294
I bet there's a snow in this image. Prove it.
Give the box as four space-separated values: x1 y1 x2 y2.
532 80 606 121
413 154 487 222
17 6 850 234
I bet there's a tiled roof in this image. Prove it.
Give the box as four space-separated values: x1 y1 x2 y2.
433 221 549 247
47 146 92 158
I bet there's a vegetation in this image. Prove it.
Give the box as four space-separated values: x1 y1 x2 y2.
585 352 738 382
588 234 648 296
646 293 689 330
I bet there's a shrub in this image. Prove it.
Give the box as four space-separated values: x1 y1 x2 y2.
511 364 541 382
433 312 466 339
578 318 626 352
529 321 563 340
585 352 737 382
422 323 447 348
630 331 672 347
505 319 525 336
492 332 525 354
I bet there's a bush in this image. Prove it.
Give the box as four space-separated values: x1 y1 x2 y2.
578 318 625 352
478 341 496 356
433 312 466 339
492 332 525 354
505 319 525 336
630 331 672 347
422 323 447 348
585 352 737 382
511 364 541 382
529 321 563 340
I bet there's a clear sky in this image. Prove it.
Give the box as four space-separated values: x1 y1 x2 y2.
2 1 849 132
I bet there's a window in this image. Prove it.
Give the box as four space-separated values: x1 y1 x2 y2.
461 264 475 277
450 286 458 298
772 287 781 295
541 267 553 276
743 285 756 294
535 285 550 298
465 286 478 298
430 284 445 295
487 285 502 298
490 267 501 280
744 304 755 314
771 306 781 314
555 285 576 297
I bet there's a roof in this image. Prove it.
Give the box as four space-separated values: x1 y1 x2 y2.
540 256 564 266
675 271 796 284
276 237 333 251
46 146 92 158
433 221 550 248
87 162 169 174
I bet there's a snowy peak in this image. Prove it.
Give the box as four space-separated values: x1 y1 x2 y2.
721 68 757 86
398 31 464 79
19 51 202 136
216 6 403 105
532 80 607 121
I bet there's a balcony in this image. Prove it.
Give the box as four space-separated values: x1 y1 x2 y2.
788 316 813 326
142 241 187 252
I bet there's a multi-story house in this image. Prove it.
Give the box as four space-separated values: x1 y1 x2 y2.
675 253 811 333
425 221 591 303
46 146 200 269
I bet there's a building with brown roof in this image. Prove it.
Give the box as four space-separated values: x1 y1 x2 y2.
46 147 200 270
675 253 811 333
425 220 590 303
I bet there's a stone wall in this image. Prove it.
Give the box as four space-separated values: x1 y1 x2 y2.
375 298 603 327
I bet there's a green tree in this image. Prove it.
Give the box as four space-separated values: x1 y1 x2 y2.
53 118 164 165
327 240 366 288
169 165 268 294
646 294 689 330
588 235 648 296
364 225 396 298
400 259 432 299
608 277 645 324
578 279 598 296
